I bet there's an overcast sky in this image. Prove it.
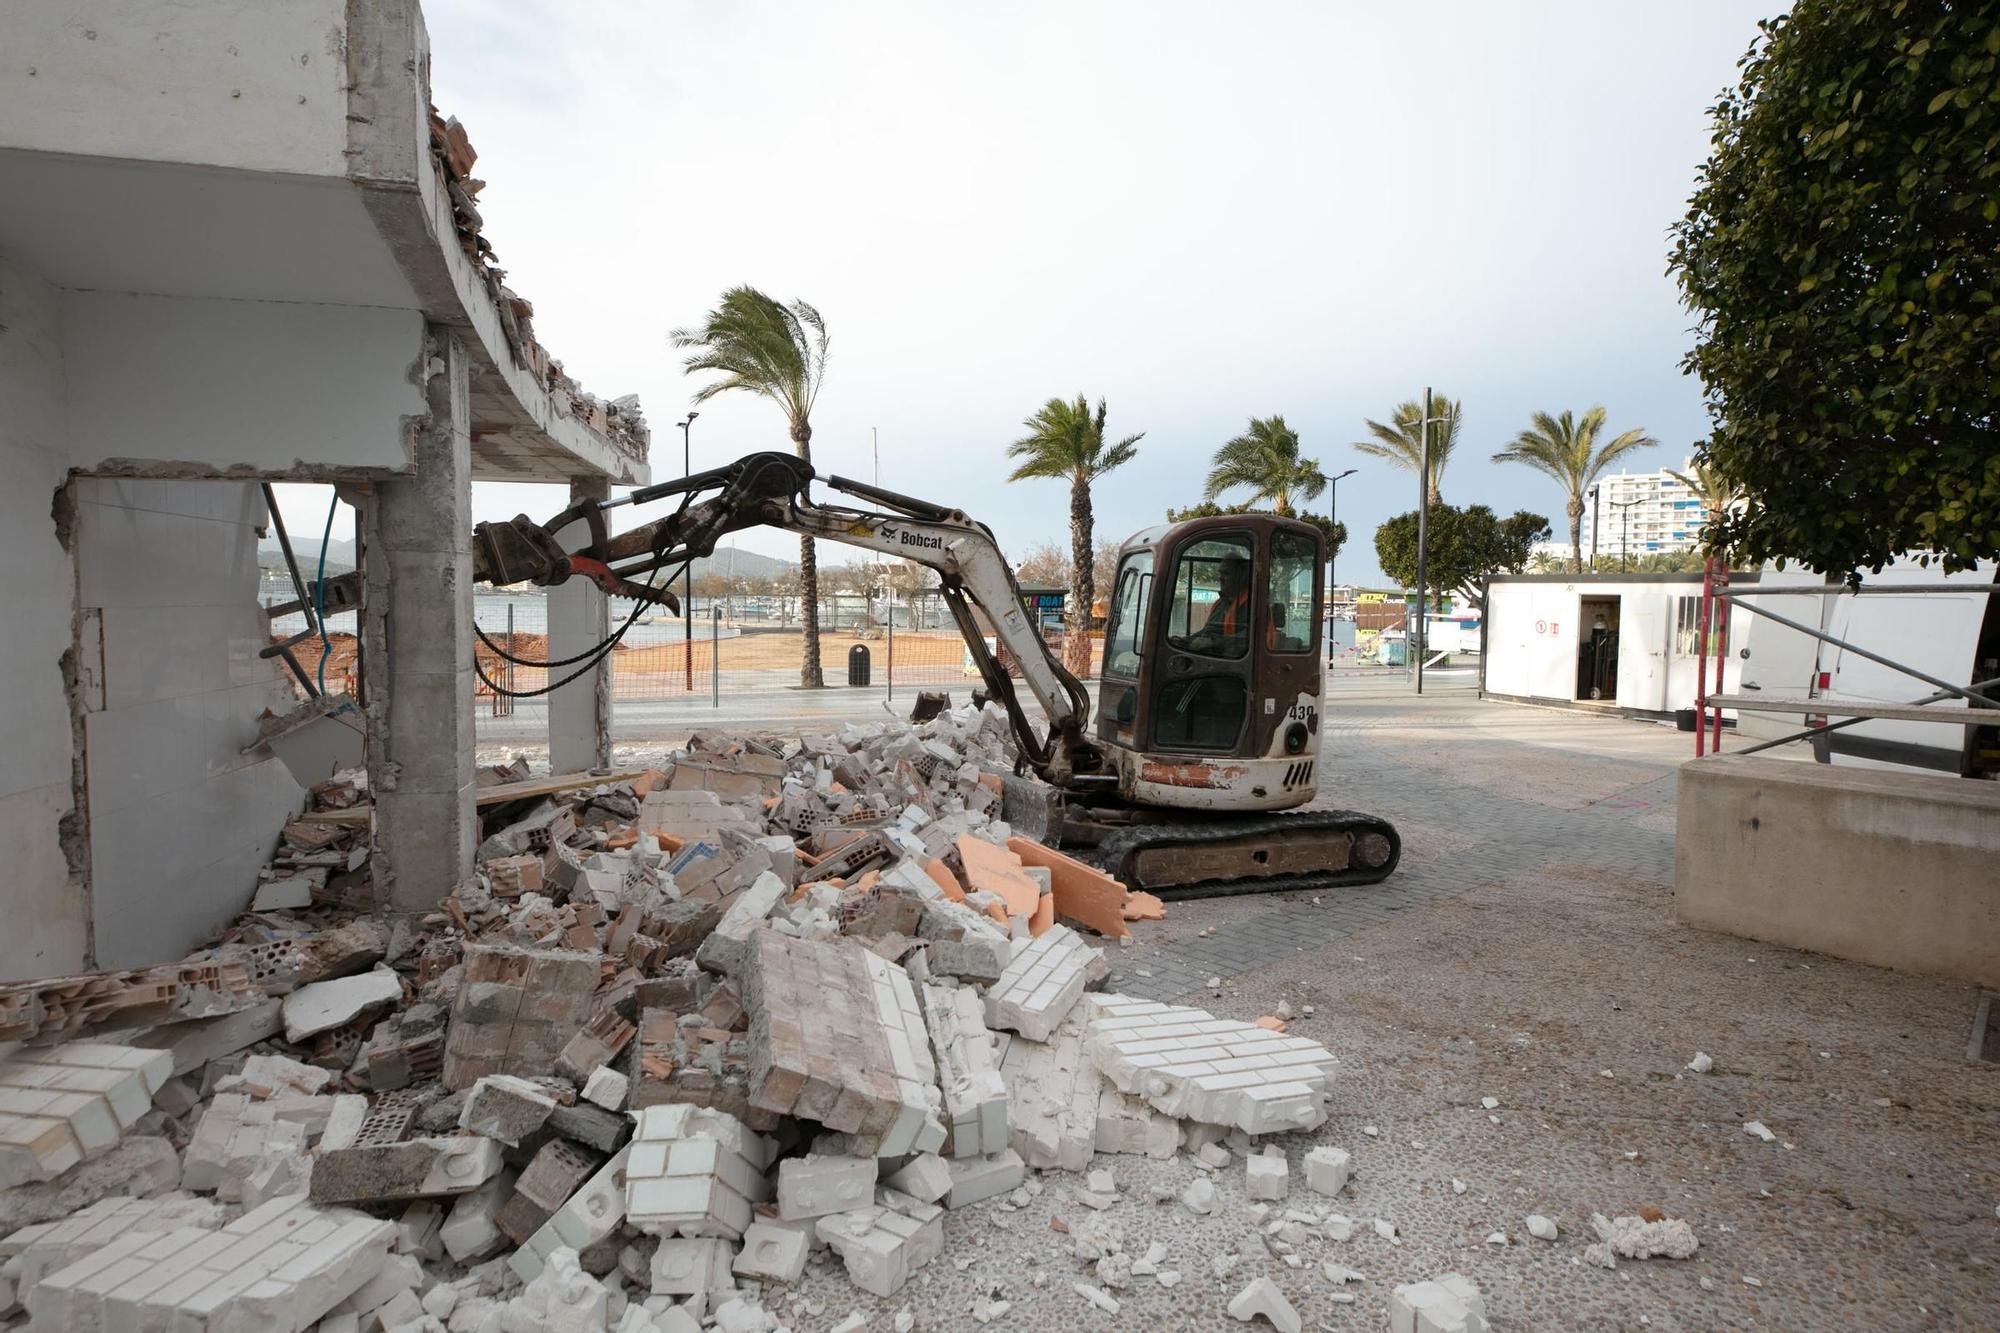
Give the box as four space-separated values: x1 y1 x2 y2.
276 0 1773 587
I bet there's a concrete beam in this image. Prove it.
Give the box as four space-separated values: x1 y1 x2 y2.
548 477 612 774
362 325 476 912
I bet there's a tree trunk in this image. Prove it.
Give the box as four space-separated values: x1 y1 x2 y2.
792 419 824 687
1066 473 1094 679
1567 493 1585 574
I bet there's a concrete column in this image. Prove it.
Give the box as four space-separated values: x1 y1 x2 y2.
361 326 476 912
548 476 613 774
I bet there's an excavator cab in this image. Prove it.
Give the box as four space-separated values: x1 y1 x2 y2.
1095 514 1327 812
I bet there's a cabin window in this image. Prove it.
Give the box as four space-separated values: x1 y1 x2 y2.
1165 535 1255 661
1102 552 1154 679
1268 530 1319 653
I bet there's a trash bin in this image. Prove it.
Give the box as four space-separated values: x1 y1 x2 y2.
1675 707 1698 732
847 643 871 687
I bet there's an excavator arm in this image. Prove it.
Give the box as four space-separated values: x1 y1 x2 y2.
470 451 1108 789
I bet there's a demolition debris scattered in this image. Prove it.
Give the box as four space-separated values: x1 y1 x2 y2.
0 698 1485 1332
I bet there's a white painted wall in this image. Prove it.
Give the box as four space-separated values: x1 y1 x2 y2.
74 479 305 967
1483 578 1753 714
0 258 90 980
0 0 349 177
63 291 427 476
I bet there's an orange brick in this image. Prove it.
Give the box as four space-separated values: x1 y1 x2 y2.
629 768 671 796
1028 890 1055 937
923 858 965 903
1255 1015 1288 1032
1006 836 1139 939
1121 891 1166 922
957 835 1041 919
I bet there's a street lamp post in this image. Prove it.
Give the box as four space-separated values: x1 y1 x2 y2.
678 413 698 690
1588 483 1601 573
1327 467 1357 594
1610 497 1643 574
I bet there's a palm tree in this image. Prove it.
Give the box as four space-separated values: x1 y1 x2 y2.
1202 416 1328 517
1353 395 1461 505
671 287 830 686
1668 457 1744 554
1005 396 1143 677
1493 407 1658 573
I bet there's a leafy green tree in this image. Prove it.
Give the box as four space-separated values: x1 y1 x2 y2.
1373 505 1550 606
1165 501 1346 566
1353 395 1461 505
671 288 831 686
1492 408 1656 573
1669 1 1999 575
1006 396 1143 675
1201 416 1327 516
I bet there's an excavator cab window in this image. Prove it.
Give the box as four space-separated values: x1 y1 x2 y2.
1151 533 1256 752
1166 538 1255 660
1269 530 1319 654
1102 552 1154 680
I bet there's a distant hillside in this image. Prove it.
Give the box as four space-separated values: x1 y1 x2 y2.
258 536 354 575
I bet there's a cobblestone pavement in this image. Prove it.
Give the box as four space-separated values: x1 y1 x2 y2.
537 676 2000 1330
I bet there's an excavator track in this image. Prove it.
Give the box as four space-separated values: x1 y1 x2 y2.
1084 809 1401 901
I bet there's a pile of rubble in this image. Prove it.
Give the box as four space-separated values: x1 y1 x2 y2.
0 699 1385 1332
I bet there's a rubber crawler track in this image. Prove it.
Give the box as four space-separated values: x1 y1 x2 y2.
1083 808 1402 901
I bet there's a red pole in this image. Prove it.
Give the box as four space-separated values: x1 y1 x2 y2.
1710 571 1730 753
1695 555 1714 757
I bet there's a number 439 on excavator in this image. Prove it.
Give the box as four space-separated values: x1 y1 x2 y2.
469 451 1399 900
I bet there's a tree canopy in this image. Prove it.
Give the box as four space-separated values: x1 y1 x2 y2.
1201 416 1327 516
1166 501 1346 563
1373 505 1550 604
1668 0 1999 575
671 286 832 685
1353 395 1461 505
1493 407 1656 572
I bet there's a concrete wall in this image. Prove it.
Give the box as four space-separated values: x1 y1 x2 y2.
63 291 426 476
74 478 305 968
0 257 90 980
1675 754 2000 988
0 0 349 176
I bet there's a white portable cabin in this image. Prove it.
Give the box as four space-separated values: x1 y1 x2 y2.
1479 573 1767 719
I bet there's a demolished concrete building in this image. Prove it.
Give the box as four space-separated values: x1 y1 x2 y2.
0 0 649 980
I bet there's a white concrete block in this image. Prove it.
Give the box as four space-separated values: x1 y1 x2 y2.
943 1149 1025 1209
881 1153 953 1205
987 926 1097 1043
1082 993 1338 1135
1246 1153 1289 1201
1389 1272 1490 1333
1227 1276 1301 1332
582 1066 629 1111
281 969 401 1043
1303 1146 1351 1197
731 1221 809 1284
650 1236 737 1297
777 1155 877 1221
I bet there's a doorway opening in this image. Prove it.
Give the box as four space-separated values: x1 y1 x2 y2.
1577 596 1621 701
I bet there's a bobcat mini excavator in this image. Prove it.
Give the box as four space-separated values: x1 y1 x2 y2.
468 451 1399 899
